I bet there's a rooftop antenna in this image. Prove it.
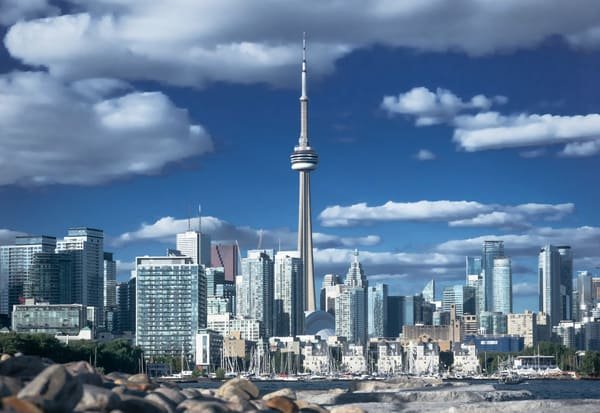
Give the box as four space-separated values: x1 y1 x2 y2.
198 203 202 233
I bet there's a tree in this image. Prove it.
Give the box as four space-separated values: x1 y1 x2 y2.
215 368 225 380
580 352 600 377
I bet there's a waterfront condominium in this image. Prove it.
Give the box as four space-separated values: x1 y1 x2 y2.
135 254 206 360
539 245 573 326
56 228 104 313
103 252 117 308
481 240 504 312
492 257 512 314
239 250 275 337
367 283 388 338
273 250 304 337
0 236 57 320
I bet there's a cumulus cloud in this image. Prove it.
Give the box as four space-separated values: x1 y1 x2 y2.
453 112 600 152
414 149 436 161
0 229 26 245
319 200 573 228
436 226 600 258
0 71 213 185
382 87 505 125
113 215 381 251
5 1 600 87
0 0 57 26
559 140 600 157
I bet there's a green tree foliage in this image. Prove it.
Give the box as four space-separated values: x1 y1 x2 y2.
215 367 225 380
0 333 142 373
580 352 600 377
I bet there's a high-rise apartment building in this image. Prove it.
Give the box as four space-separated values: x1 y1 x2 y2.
211 243 239 282
507 311 537 348
273 251 303 337
24 252 73 304
367 283 388 338
56 228 104 314
176 230 211 266
1 236 57 320
492 257 512 314
577 271 593 318
539 245 573 326
335 251 367 344
481 241 504 312
103 252 116 308
135 255 206 359
240 250 274 337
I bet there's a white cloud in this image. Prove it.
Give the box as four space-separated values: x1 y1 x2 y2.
319 200 574 228
560 140 600 157
437 226 600 258
0 71 213 185
0 229 26 245
513 282 538 297
0 0 57 26
382 87 504 125
5 1 600 87
113 215 381 251
453 112 600 152
414 149 436 161
314 248 462 268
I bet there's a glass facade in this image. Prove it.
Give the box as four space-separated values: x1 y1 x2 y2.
135 256 206 360
367 283 388 338
481 241 504 312
492 257 512 314
442 285 476 317
12 303 86 335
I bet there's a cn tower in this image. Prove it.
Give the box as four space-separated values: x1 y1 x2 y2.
290 34 319 312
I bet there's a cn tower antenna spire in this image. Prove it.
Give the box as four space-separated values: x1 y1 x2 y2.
299 32 309 148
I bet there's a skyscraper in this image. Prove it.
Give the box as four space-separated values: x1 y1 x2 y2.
290 35 319 312
56 228 104 312
1 236 56 319
557 246 573 321
442 285 476 317
422 279 435 303
103 252 116 308
176 230 211 266
24 251 73 304
335 250 367 344
240 250 275 337
577 270 593 318
135 255 206 359
273 251 303 337
367 283 388 338
492 257 512 314
539 245 563 326
211 243 239 282
320 274 342 315
481 241 504 312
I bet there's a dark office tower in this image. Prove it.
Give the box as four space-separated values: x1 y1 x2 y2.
128 276 136 333
557 246 573 320
1 236 56 322
481 240 504 312
211 243 239 282
116 282 129 333
206 267 226 296
24 252 73 304
386 296 403 337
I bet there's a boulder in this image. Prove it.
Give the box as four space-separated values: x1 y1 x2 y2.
127 373 151 384
181 388 205 399
0 356 49 379
216 378 259 401
153 387 186 405
225 394 254 412
1 354 11 361
330 407 365 413
145 392 177 413
116 395 167 413
64 361 104 386
17 364 83 413
0 376 22 397
105 372 131 384
1 396 43 413
264 396 298 413
74 384 120 412
294 400 329 413
180 399 231 413
263 388 296 401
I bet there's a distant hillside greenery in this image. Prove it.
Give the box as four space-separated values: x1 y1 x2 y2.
0 332 143 374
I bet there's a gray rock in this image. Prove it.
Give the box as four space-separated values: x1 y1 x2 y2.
75 384 120 412
182 388 205 399
0 376 22 397
145 392 177 413
127 373 151 384
153 387 185 405
105 372 131 383
216 378 259 401
0 355 50 379
226 394 254 412
64 361 104 386
17 364 83 413
117 395 167 413
263 388 296 401
112 385 147 398
180 399 231 413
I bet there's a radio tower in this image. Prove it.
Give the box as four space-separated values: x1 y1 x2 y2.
290 33 319 312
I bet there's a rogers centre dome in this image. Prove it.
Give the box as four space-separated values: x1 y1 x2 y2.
304 310 335 337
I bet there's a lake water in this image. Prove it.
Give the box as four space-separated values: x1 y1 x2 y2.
186 378 600 400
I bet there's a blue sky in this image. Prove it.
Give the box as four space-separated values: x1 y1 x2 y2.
1 1 600 312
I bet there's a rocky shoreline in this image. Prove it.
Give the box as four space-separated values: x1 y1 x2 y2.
0 354 599 412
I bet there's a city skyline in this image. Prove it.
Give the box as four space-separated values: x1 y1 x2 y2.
2 2 600 313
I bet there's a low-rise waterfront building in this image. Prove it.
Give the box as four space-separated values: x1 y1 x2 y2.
195 329 223 371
